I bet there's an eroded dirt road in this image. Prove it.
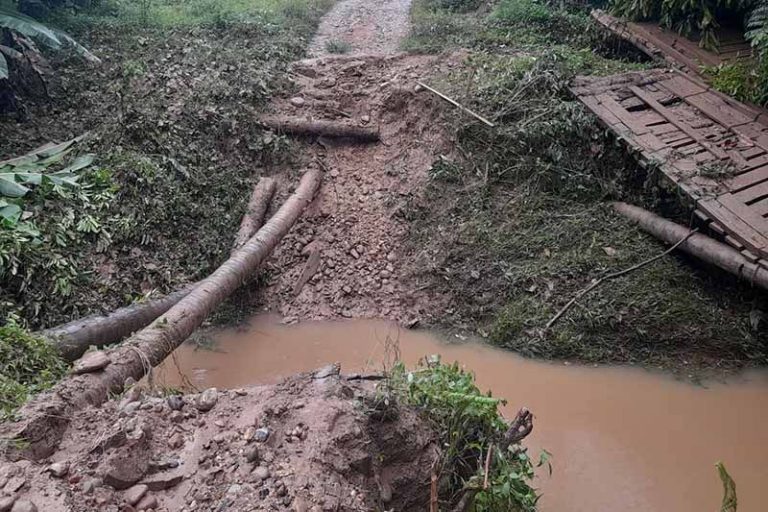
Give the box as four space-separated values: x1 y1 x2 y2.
260 0 462 325
309 0 412 56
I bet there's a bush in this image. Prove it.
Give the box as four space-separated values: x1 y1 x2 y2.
0 323 67 418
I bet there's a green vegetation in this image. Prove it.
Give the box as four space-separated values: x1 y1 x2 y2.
0 322 67 418
607 0 768 106
324 38 352 53
389 359 547 511
405 0 767 371
0 0 333 329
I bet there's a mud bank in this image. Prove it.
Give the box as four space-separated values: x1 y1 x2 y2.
0 369 437 511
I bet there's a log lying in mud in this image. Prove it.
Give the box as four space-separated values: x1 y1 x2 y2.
232 177 277 251
259 116 380 142
41 285 195 362
612 202 768 290
40 177 278 361
4 169 322 460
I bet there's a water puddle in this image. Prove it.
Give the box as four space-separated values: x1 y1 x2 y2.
156 314 768 511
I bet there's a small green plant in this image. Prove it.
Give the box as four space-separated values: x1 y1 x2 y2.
389 359 544 511
493 0 551 24
324 38 352 54
717 462 737 512
0 322 68 418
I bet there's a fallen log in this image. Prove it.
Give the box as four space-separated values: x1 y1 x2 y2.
4 169 322 460
232 177 277 251
259 115 380 142
40 177 277 361
612 202 768 290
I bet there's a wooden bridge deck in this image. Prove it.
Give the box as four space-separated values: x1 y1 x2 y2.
591 10 754 81
572 69 768 263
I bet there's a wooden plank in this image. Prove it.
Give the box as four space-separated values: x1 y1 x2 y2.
657 74 708 98
698 196 768 255
734 180 768 203
726 164 768 192
630 85 729 160
686 92 754 128
596 93 649 134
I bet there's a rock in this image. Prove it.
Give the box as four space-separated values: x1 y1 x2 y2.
243 427 256 442
135 494 158 511
196 388 218 412
293 498 309 512
329 169 340 178
101 432 150 490
168 433 184 449
142 471 184 491
169 411 184 423
244 446 260 464
313 364 340 379
350 248 359 259
82 477 101 494
414 83 423 92
253 466 270 481
3 476 25 493
46 462 69 478
125 484 148 506
72 351 110 374
290 97 305 107
166 395 184 411
0 497 15 512
360 115 370 124
121 401 141 415
9 501 35 512
254 427 270 442
227 484 242 495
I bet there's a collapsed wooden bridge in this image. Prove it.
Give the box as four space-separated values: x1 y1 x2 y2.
572 68 768 265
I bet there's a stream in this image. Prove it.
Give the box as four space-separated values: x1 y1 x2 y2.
156 314 768 511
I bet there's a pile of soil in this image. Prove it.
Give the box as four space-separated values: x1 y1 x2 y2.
0 367 437 511
259 53 465 325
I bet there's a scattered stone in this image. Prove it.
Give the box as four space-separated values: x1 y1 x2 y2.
227 484 242 495
290 97 306 107
244 446 260 464
253 466 270 481
329 169 340 178
254 427 270 443
169 411 184 423
72 351 110 374
121 401 141 415
168 433 184 449
234 388 248 396
361 114 370 124
82 477 101 494
135 494 158 511
101 433 150 490
3 476 25 493
313 364 340 379
9 500 35 512
196 388 218 412
46 462 69 478
124 484 148 506
350 248 359 259
414 83 423 92
166 395 184 411
0 497 15 512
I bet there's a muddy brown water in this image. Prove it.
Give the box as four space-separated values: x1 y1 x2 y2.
156 314 768 511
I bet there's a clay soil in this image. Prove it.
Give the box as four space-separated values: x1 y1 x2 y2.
0 368 438 512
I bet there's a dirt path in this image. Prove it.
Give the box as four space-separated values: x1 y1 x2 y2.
308 0 412 56
261 0 462 325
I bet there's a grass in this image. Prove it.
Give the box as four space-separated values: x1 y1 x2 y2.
324 38 352 53
0 0 333 329
386 359 546 511
0 323 67 418
404 0 768 372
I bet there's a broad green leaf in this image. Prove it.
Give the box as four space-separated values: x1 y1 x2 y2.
0 52 7 81
60 153 95 173
0 175 30 197
36 141 76 160
0 203 21 222
0 8 62 49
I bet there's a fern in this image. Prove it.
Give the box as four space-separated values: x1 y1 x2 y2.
746 0 768 55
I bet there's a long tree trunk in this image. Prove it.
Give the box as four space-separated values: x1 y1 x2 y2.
40 177 278 361
4 169 322 460
260 116 380 142
612 202 768 290
232 177 276 250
